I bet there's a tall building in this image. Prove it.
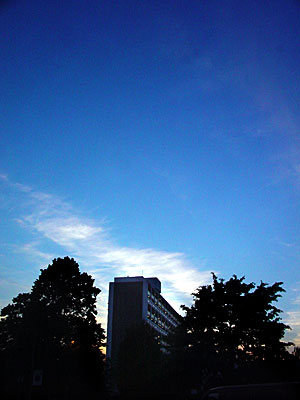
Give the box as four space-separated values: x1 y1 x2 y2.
106 276 180 360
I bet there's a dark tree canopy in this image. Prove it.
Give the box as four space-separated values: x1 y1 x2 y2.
0 257 105 400
30 257 104 347
181 274 291 362
162 274 297 396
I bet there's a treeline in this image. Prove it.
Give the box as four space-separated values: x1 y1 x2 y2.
1 257 300 400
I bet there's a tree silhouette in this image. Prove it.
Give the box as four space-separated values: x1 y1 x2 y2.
0 257 105 400
181 274 291 362
165 274 293 395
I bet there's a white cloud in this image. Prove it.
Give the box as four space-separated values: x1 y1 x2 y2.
18 242 55 261
293 296 300 305
3 175 300 345
0 174 8 181
0 278 30 291
285 312 300 347
3 176 213 326
4 175 300 343
285 311 300 328
293 334 300 347
27 217 104 244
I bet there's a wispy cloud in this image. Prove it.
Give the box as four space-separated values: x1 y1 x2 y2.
18 242 55 261
293 297 300 306
0 276 32 311
284 311 300 347
0 277 30 291
291 283 300 305
2 176 300 339
2 176 212 325
285 311 300 328
285 311 300 347
0 173 8 181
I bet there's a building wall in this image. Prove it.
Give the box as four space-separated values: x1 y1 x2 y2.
107 276 180 362
109 281 143 361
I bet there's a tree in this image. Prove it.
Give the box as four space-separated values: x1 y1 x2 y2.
0 257 105 400
165 274 293 394
181 274 291 362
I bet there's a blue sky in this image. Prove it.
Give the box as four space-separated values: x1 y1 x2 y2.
1 0 300 344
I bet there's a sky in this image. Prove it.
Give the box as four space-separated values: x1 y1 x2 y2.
0 0 300 345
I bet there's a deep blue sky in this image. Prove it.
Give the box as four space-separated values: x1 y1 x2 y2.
1 0 300 343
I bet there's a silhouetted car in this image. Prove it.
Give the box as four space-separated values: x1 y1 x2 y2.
201 382 300 400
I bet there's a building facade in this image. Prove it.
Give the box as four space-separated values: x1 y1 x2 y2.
106 276 180 360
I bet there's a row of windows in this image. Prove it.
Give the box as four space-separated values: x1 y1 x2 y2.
147 303 177 331
146 316 168 336
147 296 179 327
147 286 179 325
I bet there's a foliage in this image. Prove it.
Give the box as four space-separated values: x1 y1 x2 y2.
163 274 295 396
181 274 291 362
31 256 103 347
293 346 300 359
0 257 105 399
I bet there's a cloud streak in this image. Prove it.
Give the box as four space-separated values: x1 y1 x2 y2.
2 176 212 325
2 175 300 340
285 311 300 347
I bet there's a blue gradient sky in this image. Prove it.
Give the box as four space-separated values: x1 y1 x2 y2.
1 0 300 344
